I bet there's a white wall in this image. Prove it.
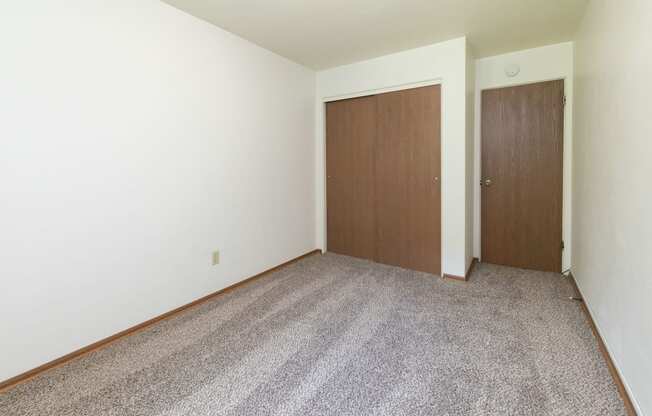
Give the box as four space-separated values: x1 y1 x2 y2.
474 43 574 271
315 37 471 277
573 1 652 414
0 1 316 382
465 44 476 270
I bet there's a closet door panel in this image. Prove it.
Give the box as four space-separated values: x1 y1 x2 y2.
375 86 441 275
326 96 377 260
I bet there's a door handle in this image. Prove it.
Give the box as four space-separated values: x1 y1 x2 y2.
483 179 492 187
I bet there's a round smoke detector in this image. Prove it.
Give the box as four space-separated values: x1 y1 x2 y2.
505 64 520 78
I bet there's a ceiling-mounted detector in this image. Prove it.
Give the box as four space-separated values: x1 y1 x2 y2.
505 63 520 77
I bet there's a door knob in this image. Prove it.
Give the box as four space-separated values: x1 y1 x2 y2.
433 177 439 183
484 179 492 187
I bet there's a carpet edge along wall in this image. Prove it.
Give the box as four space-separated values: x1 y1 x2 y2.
0 250 322 392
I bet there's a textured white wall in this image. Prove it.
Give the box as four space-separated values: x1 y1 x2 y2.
474 43 574 271
315 37 471 277
0 1 316 382
573 2 652 414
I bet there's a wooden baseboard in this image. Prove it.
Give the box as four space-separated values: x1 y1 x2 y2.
443 257 479 282
567 272 638 416
0 249 322 393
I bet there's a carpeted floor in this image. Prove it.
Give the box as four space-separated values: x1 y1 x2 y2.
1 253 627 416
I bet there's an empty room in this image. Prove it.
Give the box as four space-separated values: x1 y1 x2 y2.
1 1 650 415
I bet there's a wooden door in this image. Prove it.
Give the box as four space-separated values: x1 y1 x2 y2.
375 85 441 275
481 80 564 272
326 96 377 260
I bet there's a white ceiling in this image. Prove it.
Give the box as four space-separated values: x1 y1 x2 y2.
162 0 588 70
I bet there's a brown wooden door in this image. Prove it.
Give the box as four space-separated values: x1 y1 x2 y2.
326 96 377 261
375 85 441 275
481 80 564 272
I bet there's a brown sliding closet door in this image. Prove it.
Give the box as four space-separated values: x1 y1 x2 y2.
375 85 441 275
326 96 376 260
326 85 441 275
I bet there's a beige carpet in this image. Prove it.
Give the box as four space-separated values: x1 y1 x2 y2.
0 253 627 415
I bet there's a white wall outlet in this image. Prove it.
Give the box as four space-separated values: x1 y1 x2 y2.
212 251 220 266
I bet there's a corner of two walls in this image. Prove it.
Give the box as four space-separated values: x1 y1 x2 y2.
465 43 476 273
314 38 576 277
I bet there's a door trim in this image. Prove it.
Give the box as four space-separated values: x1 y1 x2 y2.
322 78 443 103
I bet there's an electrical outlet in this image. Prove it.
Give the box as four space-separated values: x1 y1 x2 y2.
212 251 220 266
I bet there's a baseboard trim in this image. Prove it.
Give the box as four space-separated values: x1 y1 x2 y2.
0 249 322 393
443 257 479 282
568 272 638 416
